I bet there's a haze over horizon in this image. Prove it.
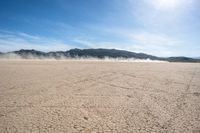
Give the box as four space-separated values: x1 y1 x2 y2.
0 0 199 57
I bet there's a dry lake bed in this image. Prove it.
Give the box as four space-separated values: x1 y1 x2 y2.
0 60 200 133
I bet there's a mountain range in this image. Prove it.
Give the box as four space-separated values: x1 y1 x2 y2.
0 48 199 63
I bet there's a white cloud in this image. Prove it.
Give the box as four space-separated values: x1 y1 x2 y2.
18 32 41 40
73 31 182 57
129 32 182 46
0 30 194 57
0 32 72 52
125 31 184 56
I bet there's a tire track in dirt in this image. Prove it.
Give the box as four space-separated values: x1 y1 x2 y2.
1 61 200 132
160 68 198 132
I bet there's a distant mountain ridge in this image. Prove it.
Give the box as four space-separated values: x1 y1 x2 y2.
193 57 200 59
0 48 199 63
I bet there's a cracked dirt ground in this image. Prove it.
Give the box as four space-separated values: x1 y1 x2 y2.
0 60 200 133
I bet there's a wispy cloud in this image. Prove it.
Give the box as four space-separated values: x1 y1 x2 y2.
0 31 72 52
128 32 182 46
72 31 178 56
125 31 183 56
18 32 41 40
85 24 184 56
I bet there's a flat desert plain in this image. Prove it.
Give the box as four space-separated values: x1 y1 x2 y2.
0 60 200 133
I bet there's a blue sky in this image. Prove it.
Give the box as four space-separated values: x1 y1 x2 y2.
0 0 199 57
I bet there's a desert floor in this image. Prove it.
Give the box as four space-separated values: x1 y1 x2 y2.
0 60 200 133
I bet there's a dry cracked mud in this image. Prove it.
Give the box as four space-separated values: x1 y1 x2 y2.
0 60 200 133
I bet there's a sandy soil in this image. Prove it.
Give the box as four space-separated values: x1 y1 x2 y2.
0 60 200 133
